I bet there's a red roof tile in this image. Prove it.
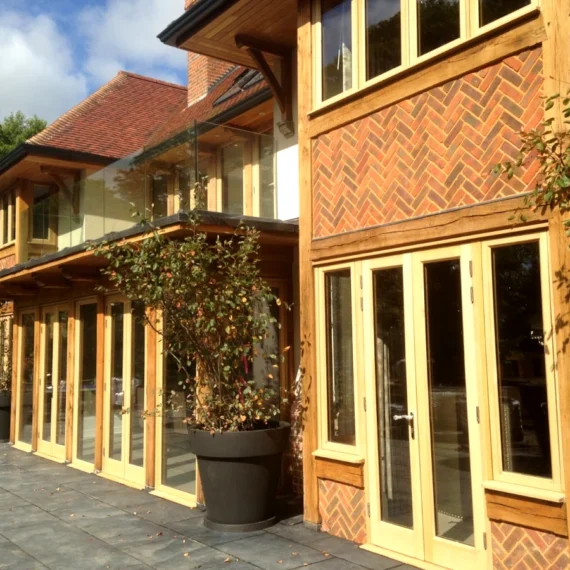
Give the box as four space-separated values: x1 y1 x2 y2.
28 72 187 159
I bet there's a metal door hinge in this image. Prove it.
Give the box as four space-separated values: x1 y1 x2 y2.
359 275 363 289
470 287 474 304
360 297 363 311
483 532 488 550
469 260 473 277
476 406 480 424
367 502 371 517
363 397 367 412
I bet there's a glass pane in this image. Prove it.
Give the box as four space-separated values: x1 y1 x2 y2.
221 143 244 215
2 194 8 245
42 313 54 442
10 190 15 242
77 303 97 463
366 0 402 80
129 302 145 467
259 135 275 219
417 0 460 57
32 184 52 240
480 0 530 26
109 302 124 461
325 269 355 445
374 267 413 528
162 353 196 495
322 0 352 100
56 311 68 446
492 242 552 478
19 314 35 445
424 259 474 546
151 174 169 220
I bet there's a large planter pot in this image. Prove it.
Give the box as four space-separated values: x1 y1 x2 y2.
0 393 11 443
188 422 290 532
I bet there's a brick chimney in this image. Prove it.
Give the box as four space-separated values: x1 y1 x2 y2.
184 0 233 106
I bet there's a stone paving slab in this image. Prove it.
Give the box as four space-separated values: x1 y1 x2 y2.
0 444 418 570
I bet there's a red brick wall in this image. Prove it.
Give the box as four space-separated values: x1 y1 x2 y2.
0 254 16 271
187 54 234 106
491 521 570 569
312 47 543 238
319 479 367 544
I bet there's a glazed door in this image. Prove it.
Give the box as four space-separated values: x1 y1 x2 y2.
37 305 69 460
102 297 146 486
365 246 486 570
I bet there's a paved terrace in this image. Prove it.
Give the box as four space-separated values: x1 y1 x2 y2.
0 444 417 570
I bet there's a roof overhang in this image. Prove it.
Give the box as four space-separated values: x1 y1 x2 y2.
0 211 298 300
158 0 297 69
0 143 117 178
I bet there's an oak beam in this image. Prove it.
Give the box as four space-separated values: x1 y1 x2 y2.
235 34 292 58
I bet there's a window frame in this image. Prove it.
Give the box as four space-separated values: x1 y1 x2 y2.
0 188 16 248
29 183 58 245
482 232 562 492
315 262 364 459
313 0 540 109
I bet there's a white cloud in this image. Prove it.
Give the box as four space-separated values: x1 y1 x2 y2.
79 0 188 86
0 11 88 123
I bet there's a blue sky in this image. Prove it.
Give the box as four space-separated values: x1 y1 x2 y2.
0 0 188 123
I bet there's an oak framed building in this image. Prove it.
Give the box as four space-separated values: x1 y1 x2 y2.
1 56 301 508
159 0 570 568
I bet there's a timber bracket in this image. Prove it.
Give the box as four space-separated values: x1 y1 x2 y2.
235 34 295 138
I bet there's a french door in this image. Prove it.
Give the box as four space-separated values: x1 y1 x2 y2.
102 296 146 487
363 245 486 570
37 304 69 461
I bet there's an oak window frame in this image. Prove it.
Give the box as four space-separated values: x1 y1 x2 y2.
312 0 540 109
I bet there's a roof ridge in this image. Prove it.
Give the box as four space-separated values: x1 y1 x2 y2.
118 71 186 91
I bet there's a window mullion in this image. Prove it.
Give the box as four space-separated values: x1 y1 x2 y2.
408 0 418 67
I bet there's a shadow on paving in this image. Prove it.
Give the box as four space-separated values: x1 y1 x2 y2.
0 444 418 570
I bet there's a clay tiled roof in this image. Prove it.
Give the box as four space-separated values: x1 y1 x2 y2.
28 72 187 159
145 67 270 147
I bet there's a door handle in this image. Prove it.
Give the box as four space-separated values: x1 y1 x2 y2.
393 412 415 438
393 413 414 422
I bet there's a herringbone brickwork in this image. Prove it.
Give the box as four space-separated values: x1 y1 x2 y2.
313 47 543 238
319 479 367 544
491 521 570 569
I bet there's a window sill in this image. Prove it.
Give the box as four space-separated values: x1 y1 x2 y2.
483 480 565 504
313 449 365 465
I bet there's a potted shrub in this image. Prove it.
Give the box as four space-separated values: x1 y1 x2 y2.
0 316 13 442
94 212 289 531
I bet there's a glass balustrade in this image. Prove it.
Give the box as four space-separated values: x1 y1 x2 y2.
24 122 278 260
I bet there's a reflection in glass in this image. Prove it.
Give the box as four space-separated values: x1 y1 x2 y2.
492 242 552 478
109 303 124 461
77 303 98 463
374 267 413 528
417 0 460 56
162 350 196 495
424 260 474 546
32 184 53 240
259 135 275 219
366 0 401 80
42 313 54 442
56 311 68 446
325 270 355 445
130 302 146 467
151 174 169 220
19 314 35 445
221 143 244 215
479 0 530 26
322 0 352 100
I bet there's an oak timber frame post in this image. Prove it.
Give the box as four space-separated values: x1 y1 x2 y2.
542 0 570 541
65 306 75 462
145 308 157 489
9 304 19 444
31 306 40 451
94 294 105 471
298 0 320 525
